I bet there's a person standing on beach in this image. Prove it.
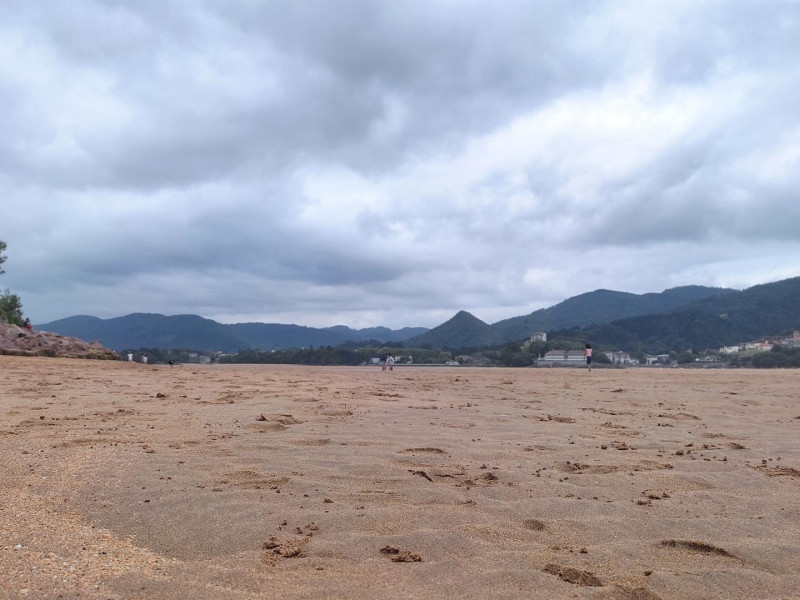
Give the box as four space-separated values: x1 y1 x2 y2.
127 352 133 362
386 353 395 371
379 348 388 371
142 354 148 365
585 344 593 372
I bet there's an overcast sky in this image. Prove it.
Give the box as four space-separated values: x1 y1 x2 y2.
2 1 799 329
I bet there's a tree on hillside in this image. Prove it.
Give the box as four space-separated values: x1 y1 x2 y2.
0 240 24 325
0 291 23 325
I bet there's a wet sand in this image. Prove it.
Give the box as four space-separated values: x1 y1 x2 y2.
1 356 799 599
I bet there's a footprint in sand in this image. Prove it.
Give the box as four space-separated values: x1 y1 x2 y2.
542 563 602 586
752 465 800 479
657 412 701 421
379 546 422 562
660 539 736 558
255 413 303 424
262 536 308 564
416 467 499 488
371 391 404 400
555 460 672 475
548 414 576 423
522 519 546 531
439 422 475 429
247 422 289 432
399 447 446 454
220 470 290 490
290 438 331 446
600 586 663 600
319 409 353 417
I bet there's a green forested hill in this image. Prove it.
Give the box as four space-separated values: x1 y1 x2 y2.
408 285 731 349
562 276 800 353
406 310 501 349
491 285 732 343
39 313 254 352
37 313 427 352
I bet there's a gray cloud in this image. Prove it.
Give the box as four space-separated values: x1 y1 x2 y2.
2 0 799 328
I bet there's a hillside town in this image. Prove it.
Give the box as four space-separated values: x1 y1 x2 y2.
531 330 800 368
718 330 800 354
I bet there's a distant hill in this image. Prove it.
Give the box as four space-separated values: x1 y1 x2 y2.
491 285 732 343
408 285 731 349
407 310 502 349
326 324 427 342
226 322 427 351
560 276 800 353
36 314 427 353
38 313 255 353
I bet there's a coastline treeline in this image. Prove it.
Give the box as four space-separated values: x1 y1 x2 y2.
219 346 366 366
745 345 800 368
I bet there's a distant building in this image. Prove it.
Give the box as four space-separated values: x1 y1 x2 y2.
540 350 561 362
530 332 547 343
565 350 584 361
540 350 584 365
697 355 722 362
604 350 636 365
719 346 741 354
776 331 800 348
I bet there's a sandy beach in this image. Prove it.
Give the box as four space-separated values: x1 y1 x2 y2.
1 356 798 599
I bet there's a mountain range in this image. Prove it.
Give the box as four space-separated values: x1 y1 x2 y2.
35 314 427 353
406 285 732 348
34 280 781 354
407 276 800 354
568 276 800 353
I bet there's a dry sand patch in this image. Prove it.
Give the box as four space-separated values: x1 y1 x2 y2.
1 357 799 599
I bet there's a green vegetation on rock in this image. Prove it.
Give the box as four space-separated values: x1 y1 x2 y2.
0 241 24 326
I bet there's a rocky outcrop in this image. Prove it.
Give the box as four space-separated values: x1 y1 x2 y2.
0 323 119 359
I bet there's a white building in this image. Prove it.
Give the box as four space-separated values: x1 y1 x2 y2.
719 345 741 354
530 332 547 343
540 350 584 365
604 350 636 365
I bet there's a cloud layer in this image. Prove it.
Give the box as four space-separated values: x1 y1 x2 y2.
2 1 799 328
